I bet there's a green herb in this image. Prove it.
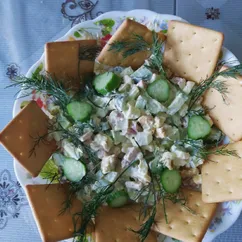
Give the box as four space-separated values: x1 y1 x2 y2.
177 139 240 160
72 160 139 241
59 174 96 215
29 131 52 158
145 32 166 77
109 33 150 58
130 205 156 242
7 73 72 111
188 106 215 117
188 64 242 110
132 139 197 242
79 45 101 61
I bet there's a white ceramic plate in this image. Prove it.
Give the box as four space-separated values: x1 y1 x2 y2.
13 9 242 242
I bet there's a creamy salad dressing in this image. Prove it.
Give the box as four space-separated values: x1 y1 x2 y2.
47 61 209 205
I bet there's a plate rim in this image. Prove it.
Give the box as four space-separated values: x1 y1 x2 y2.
12 9 241 242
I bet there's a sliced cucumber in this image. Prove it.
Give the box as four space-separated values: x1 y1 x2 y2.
67 101 92 122
160 169 181 193
63 158 86 182
147 79 170 102
93 72 121 95
188 115 211 140
106 190 129 208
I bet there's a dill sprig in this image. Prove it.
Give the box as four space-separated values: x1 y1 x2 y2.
79 45 101 61
109 32 166 77
130 205 156 242
188 64 242 110
187 105 215 117
73 160 139 241
59 174 96 215
109 33 150 58
7 73 72 111
29 132 51 158
177 139 240 160
145 32 166 77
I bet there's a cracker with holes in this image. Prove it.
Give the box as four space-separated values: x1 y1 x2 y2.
152 189 217 242
202 141 242 203
97 19 166 69
95 204 157 242
26 184 93 242
45 40 98 89
0 101 56 177
203 66 242 141
164 21 224 83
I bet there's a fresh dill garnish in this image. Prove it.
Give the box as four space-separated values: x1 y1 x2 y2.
145 32 166 77
29 132 51 158
211 79 229 103
187 105 215 117
7 73 72 111
109 33 150 58
79 45 101 61
130 205 156 242
72 160 139 241
59 174 96 215
188 64 242 110
177 139 240 160
109 32 166 77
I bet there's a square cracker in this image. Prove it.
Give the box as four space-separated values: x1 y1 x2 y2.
0 101 56 177
97 19 166 69
202 141 242 203
45 40 97 89
26 184 90 242
203 66 242 141
153 189 217 242
95 204 157 242
164 21 223 83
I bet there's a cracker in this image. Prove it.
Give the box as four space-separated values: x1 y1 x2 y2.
95 204 157 242
203 66 242 141
26 184 90 242
97 19 166 69
202 141 242 203
152 189 217 242
0 101 56 177
164 21 224 83
45 40 98 89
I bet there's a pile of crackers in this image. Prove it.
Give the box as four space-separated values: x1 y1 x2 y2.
1 19 242 242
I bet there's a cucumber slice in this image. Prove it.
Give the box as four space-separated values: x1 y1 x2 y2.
188 115 211 140
63 158 86 182
106 190 129 208
67 101 92 122
93 72 121 95
160 169 181 193
147 79 170 102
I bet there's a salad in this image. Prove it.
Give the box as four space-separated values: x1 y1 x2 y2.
11 29 241 242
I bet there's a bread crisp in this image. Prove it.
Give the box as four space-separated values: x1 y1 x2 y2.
164 21 224 83
97 19 166 69
45 40 97 89
26 184 93 242
203 66 242 141
202 141 242 203
152 189 217 242
0 101 56 177
95 204 158 242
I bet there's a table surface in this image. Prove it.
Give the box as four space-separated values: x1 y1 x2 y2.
1 1 242 241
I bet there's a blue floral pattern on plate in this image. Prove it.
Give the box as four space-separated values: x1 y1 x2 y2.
0 170 28 229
